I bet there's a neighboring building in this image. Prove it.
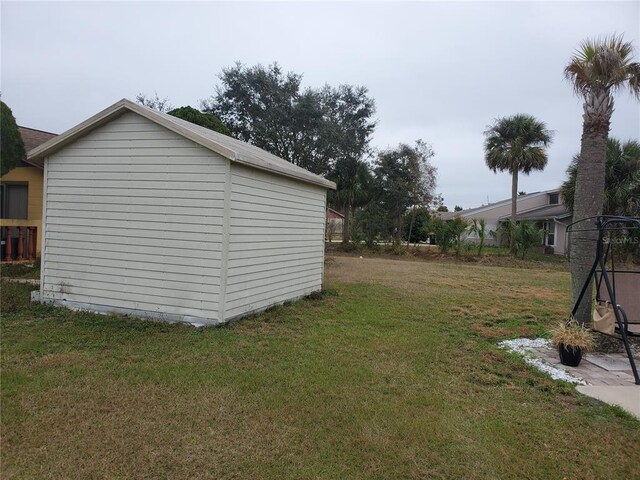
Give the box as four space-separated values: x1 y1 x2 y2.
29 99 336 325
326 208 344 241
0 126 57 259
440 189 571 255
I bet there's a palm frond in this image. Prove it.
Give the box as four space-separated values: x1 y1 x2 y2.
565 34 639 98
628 62 640 99
483 114 552 175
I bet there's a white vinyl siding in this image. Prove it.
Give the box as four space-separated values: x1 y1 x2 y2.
42 112 226 324
225 164 326 320
39 107 331 325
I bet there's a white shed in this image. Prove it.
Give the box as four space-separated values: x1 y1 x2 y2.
28 99 336 325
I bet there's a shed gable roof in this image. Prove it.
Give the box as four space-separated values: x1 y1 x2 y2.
28 99 336 190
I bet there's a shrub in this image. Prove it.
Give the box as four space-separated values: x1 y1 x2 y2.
354 203 389 247
426 218 454 253
513 221 543 259
383 244 408 256
426 217 468 255
338 242 360 252
469 218 487 255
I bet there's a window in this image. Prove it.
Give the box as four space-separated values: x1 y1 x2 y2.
548 192 559 205
0 184 28 219
543 221 555 246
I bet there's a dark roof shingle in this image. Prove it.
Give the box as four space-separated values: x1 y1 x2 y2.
19 126 57 152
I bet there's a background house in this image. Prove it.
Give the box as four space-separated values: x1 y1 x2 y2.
326 208 344 241
29 99 335 325
0 126 57 260
440 189 571 255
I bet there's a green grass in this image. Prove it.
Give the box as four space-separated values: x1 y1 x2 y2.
0 259 40 279
1 257 638 479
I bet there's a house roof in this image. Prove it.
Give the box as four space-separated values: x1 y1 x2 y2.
28 99 336 190
439 189 561 220
17 126 57 169
500 203 571 221
327 208 344 219
19 126 57 152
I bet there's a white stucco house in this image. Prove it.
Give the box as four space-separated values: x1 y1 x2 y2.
440 189 571 255
28 99 335 325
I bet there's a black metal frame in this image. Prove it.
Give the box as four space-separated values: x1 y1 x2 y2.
567 215 640 385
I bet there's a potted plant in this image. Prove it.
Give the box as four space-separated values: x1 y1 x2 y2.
550 318 596 367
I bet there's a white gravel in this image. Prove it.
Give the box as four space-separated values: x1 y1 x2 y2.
498 338 588 385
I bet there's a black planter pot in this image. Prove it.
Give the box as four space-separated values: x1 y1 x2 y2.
558 344 583 367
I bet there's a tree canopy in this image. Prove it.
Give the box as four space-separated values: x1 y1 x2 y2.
135 95 231 135
565 35 640 116
167 106 232 136
484 114 553 178
1 101 25 176
373 140 437 245
202 62 376 177
135 92 173 113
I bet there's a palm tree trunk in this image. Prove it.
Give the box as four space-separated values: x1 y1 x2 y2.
388 211 402 247
510 170 518 251
407 206 416 248
570 104 610 325
342 203 351 245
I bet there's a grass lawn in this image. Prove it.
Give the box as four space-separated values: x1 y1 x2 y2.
0 260 40 280
1 256 638 479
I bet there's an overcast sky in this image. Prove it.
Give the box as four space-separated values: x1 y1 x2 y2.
2 1 639 209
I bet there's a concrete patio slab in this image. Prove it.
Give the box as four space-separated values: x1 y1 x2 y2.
530 344 638 386
576 386 640 419
587 354 637 372
501 338 640 418
532 344 640 418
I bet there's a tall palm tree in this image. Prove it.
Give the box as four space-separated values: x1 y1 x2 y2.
565 35 640 325
484 114 553 249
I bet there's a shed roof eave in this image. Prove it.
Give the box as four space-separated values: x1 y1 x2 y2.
27 99 239 164
233 154 336 189
27 99 129 162
27 98 336 190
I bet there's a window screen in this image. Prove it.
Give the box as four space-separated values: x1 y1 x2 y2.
0 184 28 219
